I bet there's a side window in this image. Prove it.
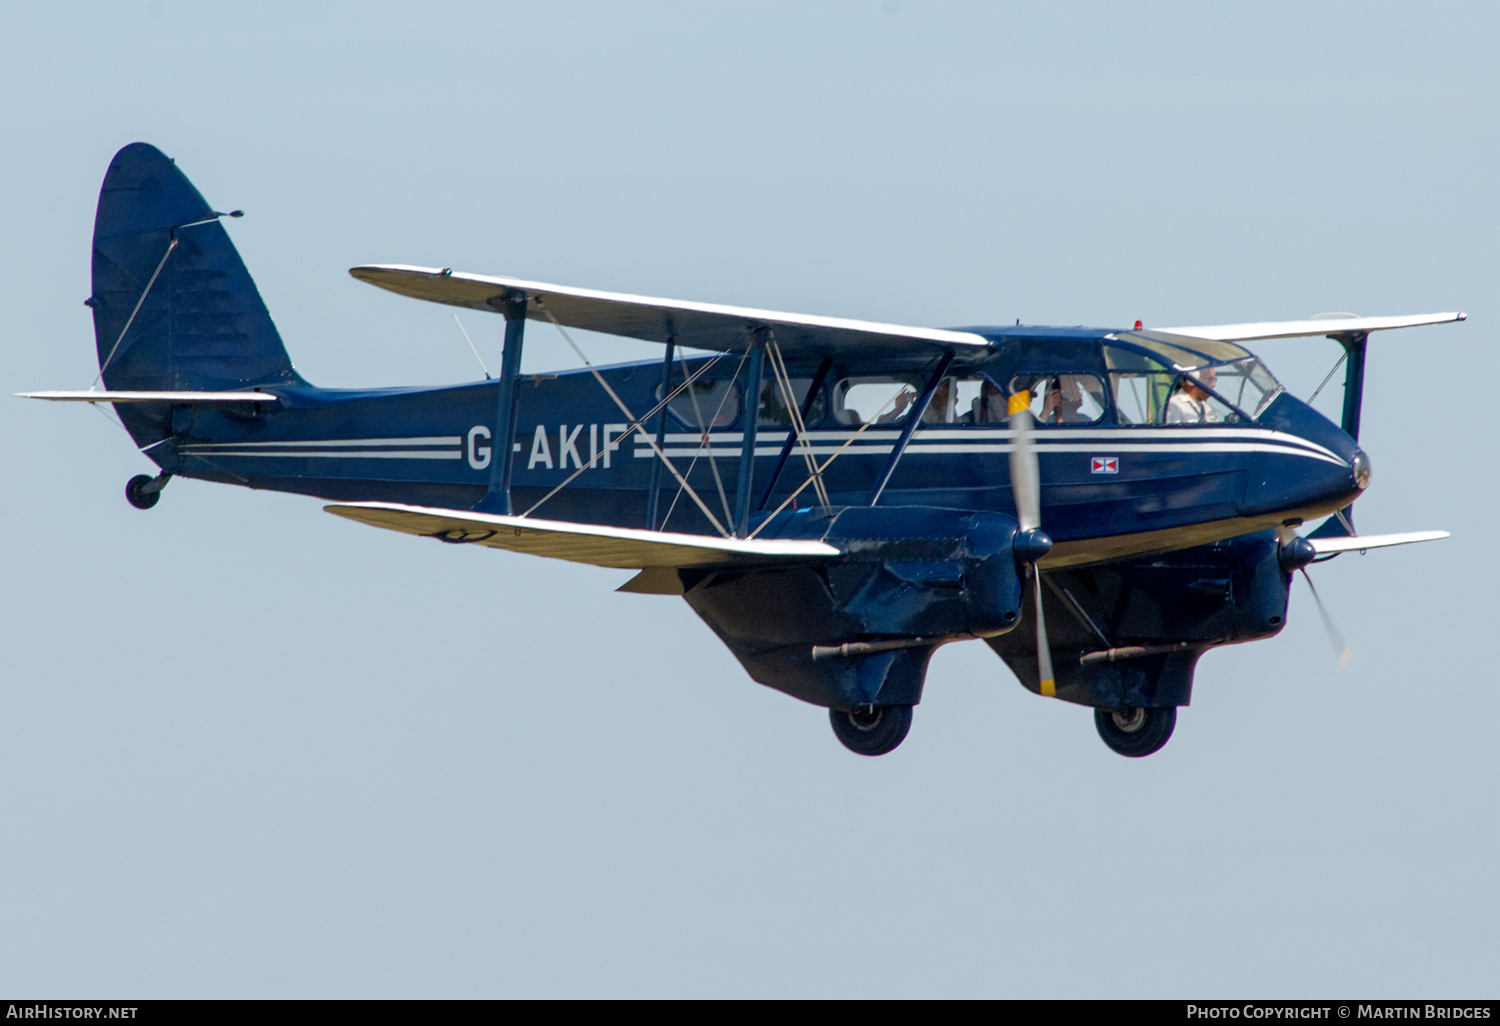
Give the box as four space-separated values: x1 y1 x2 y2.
832 375 1008 426
657 379 739 430
1104 344 1242 426
958 377 1009 424
1163 368 1239 426
757 377 827 427
1007 374 1108 425
1104 346 1175 425
833 376 924 426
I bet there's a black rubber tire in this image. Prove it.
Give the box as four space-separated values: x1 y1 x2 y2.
1094 705 1177 758
829 704 913 756
125 474 161 510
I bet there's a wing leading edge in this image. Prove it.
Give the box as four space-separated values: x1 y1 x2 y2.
1159 312 1465 342
325 501 841 568
348 264 990 356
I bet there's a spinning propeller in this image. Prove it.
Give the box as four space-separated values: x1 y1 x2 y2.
1278 532 1353 668
1299 569 1353 668
1008 391 1056 695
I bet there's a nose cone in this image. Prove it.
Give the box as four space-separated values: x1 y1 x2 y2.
1352 449 1372 490
1244 394 1367 520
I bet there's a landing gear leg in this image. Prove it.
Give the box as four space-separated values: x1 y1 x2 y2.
829 704 913 756
125 472 171 510
1094 705 1176 758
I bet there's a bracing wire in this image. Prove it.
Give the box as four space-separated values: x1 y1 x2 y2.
1307 349 1349 407
93 237 178 388
519 349 731 520
659 347 749 532
745 385 910 539
533 300 732 537
766 337 829 509
676 346 748 529
453 314 491 379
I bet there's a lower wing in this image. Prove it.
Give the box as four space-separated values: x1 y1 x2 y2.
324 501 840 569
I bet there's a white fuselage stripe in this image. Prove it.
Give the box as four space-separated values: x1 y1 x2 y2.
644 427 1342 460
636 440 1347 466
189 436 462 448
182 449 462 459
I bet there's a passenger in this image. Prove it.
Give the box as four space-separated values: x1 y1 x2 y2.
875 386 916 424
968 380 1008 423
1165 366 1220 424
1039 376 1090 424
922 378 954 424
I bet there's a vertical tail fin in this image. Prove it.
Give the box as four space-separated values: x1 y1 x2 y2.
90 143 303 406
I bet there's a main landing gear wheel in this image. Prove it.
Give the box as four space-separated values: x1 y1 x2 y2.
829 704 913 756
1094 705 1176 758
125 474 163 510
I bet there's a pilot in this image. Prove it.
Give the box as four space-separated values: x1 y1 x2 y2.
1165 366 1219 424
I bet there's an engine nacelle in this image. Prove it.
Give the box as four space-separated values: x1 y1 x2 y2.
682 506 1027 709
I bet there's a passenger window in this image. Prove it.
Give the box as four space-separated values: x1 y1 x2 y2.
959 378 1010 424
757 377 827 427
944 377 1007 424
657 378 739 429
832 375 1007 426
1007 374 1107 425
833 376 924 425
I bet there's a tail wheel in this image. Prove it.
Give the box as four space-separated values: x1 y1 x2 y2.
829 704 913 756
1094 705 1176 758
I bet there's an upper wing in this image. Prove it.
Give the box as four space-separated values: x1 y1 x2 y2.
348 264 990 356
1158 312 1465 342
325 501 841 568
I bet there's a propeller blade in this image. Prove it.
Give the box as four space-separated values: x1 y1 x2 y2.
1299 569 1352 669
1009 390 1054 694
1034 569 1056 696
1008 396 1041 532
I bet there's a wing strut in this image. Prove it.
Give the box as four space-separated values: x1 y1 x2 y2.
757 350 832 512
746 375 925 539
475 292 529 515
1305 326 1369 534
1334 330 1368 441
643 335 676 530
732 335 766 537
519 344 732 522
868 352 953 506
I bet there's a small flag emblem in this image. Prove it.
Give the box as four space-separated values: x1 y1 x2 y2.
1091 457 1119 474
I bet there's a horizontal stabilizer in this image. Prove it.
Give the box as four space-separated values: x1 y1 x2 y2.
18 390 278 403
325 501 841 568
349 264 989 356
1308 530 1449 555
1160 312 1465 342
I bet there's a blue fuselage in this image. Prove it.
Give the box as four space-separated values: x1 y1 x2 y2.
134 329 1365 567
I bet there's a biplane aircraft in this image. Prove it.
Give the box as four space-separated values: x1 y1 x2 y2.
23 143 1461 757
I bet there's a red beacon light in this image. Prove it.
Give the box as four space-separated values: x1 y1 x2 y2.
1134 320 1143 330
